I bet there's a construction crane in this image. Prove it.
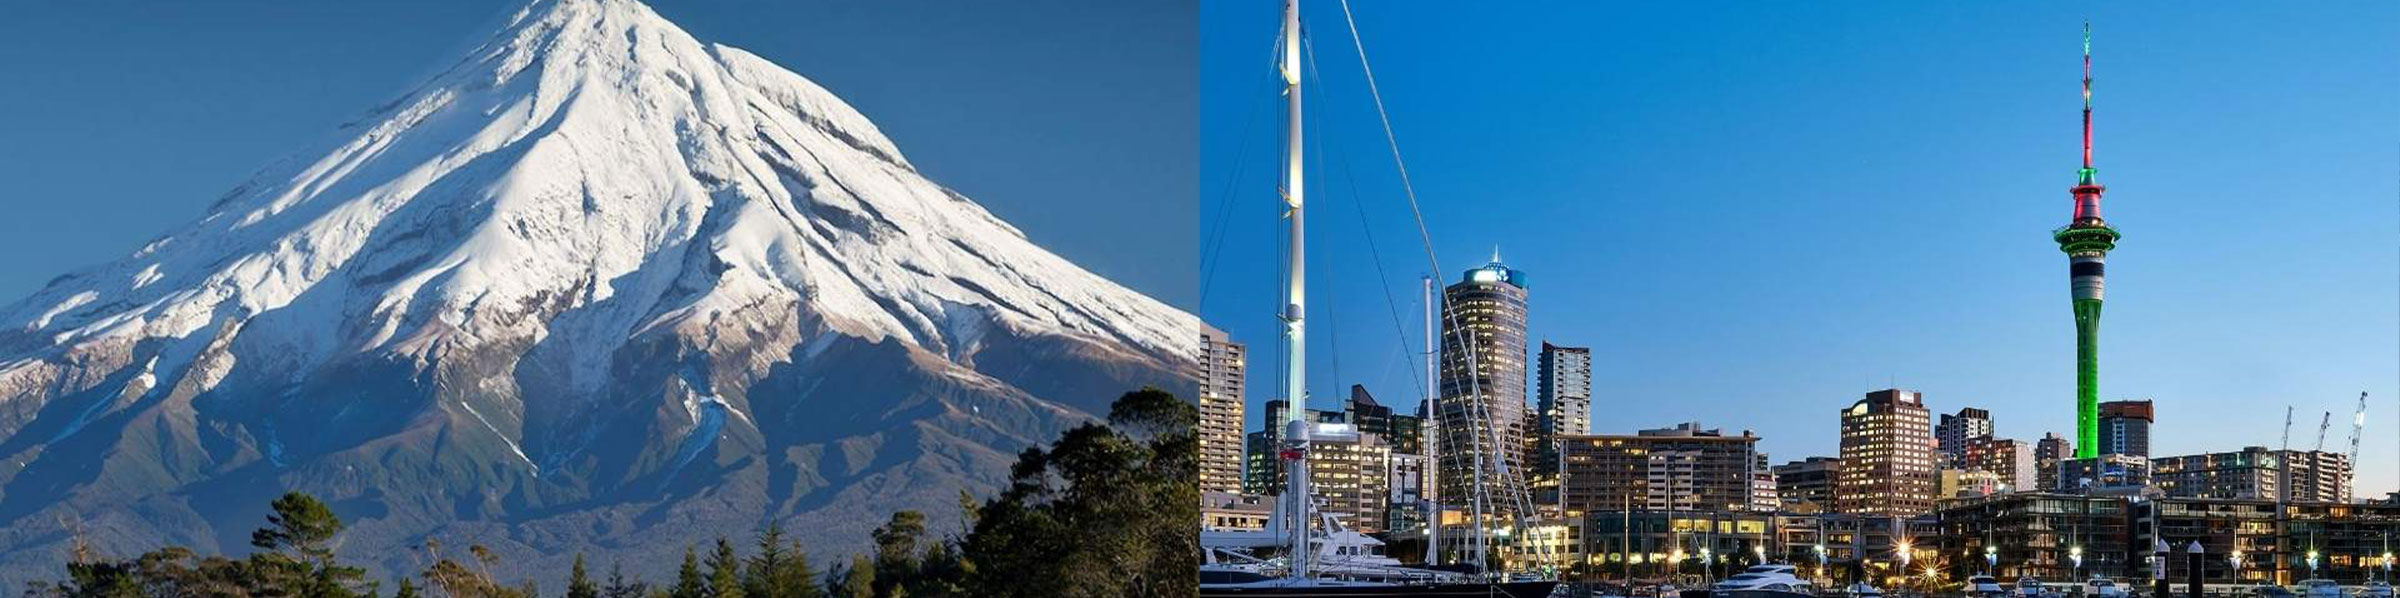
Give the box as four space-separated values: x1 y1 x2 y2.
2283 406 2295 453
2316 411 2333 452
2350 392 2369 469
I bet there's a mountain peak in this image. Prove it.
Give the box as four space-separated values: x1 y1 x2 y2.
0 0 1192 582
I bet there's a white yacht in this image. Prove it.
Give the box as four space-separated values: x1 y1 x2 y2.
2085 578 2128 598
1843 581 1883 598
1969 576 2005 596
1709 564 1817 598
2015 577 2049 598
2299 579 2346 598
2359 581 2393 598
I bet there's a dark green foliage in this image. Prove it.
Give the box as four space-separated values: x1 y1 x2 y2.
868 512 924 598
568 554 599 598
602 562 650 598
705 540 744 598
835 556 872 598
961 387 1197 598
672 547 705 598
23 387 1200 598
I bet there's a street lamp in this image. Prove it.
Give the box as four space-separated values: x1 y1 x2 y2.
2383 551 2394 581
2071 546 2084 579
1987 545 1999 575
2309 550 2321 577
1755 544 1767 566
1816 544 1829 582
2231 550 2245 582
1702 548 1716 582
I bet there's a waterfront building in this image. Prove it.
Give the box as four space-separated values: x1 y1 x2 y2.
1937 493 2134 582
1199 325 1247 493
1558 423 1766 516
1835 389 1937 516
1203 491 1272 531
1435 259 1533 520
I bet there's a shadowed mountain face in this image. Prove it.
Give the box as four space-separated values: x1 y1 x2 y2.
0 0 1194 584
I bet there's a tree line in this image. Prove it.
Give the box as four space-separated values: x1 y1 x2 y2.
28 388 1197 598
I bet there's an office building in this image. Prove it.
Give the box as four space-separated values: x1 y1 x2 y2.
1774 457 1842 514
1936 493 2134 581
2150 447 2357 503
1835 389 1937 516
2058 453 2151 494
1558 423 1767 516
1535 343 1593 477
1937 407 1994 469
1199 325 1247 494
1962 436 2037 492
2097 400 2153 457
1435 259 1533 520
2035 433 2074 492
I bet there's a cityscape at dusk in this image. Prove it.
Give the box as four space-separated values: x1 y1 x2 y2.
1201 3 2400 498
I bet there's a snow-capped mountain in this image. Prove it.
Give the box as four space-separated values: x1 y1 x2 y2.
0 0 1193 582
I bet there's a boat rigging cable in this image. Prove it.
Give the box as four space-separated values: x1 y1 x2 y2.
1334 0 1540 568
1300 29 1430 405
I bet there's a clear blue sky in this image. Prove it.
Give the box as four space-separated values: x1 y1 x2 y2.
1202 3 2400 494
0 0 1195 309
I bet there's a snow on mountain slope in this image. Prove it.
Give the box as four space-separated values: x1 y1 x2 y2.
0 0 1194 583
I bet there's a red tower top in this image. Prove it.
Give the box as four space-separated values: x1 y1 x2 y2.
2072 22 2105 225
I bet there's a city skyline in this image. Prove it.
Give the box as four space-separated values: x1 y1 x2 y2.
1202 3 2400 495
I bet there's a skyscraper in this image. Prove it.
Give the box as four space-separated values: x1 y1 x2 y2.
1535 343 1592 477
1835 389 1937 516
1199 324 1247 494
1435 259 1532 520
2097 399 2153 457
2056 24 2122 459
1936 407 1994 469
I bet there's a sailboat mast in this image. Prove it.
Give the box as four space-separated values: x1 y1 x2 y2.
1276 0 1310 582
1424 275 1441 566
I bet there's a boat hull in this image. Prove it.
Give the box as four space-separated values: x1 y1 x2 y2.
1199 580 1560 598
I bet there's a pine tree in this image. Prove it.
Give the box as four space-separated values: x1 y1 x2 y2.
837 556 873 598
672 546 706 598
744 524 785 598
604 562 649 598
568 553 600 598
706 538 745 598
396 578 421 598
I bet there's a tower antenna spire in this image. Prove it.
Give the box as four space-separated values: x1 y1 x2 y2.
2080 21 2095 184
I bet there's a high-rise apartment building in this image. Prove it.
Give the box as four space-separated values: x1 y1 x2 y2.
1774 457 1843 514
1835 389 1937 516
2035 432 2074 492
1199 325 1247 493
1535 343 1592 477
2097 400 2153 457
1936 407 1994 469
1962 436 2036 492
1557 423 1765 516
1434 260 1532 520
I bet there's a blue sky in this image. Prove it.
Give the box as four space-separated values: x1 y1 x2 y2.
1202 3 2400 494
0 0 1195 308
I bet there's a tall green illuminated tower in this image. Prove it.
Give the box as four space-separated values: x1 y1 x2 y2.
2056 23 2119 459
